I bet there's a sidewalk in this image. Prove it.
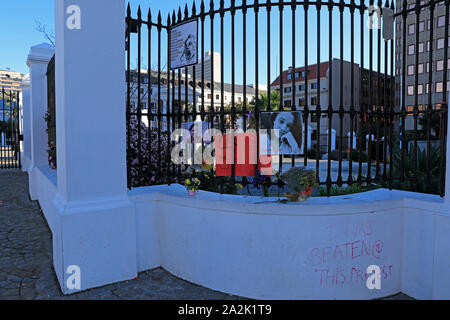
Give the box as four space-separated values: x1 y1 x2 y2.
0 170 412 300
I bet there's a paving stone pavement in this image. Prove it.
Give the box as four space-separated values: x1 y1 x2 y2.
0 170 413 300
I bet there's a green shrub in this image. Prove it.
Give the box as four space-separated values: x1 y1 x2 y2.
385 137 441 195
314 183 380 197
344 149 368 162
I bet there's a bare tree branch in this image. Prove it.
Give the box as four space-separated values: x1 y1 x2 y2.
34 21 55 47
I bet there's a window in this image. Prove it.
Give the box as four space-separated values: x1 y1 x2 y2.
408 24 415 35
311 96 318 106
216 94 220 100
419 21 425 32
436 82 443 93
408 44 415 55
418 63 424 74
299 84 305 91
407 85 414 96
420 0 425 11
295 72 300 79
437 60 444 71
287 74 292 80
427 40 430 51
284 87 292 93
427 19 431 30
438 16 445 27
418 84 423 95
437 38 445 49
418 42 424 53
284 100 292 108
207 94 211 99
310 82 317 89
299 98 305 106
426 62 433 72
408 65 414 75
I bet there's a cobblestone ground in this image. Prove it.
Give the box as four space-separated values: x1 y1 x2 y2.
0 170 413 300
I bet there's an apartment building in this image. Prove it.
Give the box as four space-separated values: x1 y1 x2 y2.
0 69 24 92
271 58 394 149
395 0 449 130
127 67 258 130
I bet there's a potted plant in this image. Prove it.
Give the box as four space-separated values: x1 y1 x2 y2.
280 167 318 202
184 178 201 196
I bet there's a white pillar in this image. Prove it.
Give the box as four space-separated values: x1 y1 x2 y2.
327 129 336 151
348 131 356 150
26 43 54 199
307 125 312 150
53 0 136 294
21 75 31 172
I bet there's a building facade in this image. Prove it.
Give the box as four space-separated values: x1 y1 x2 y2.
271 58 394 150
395 0 449 130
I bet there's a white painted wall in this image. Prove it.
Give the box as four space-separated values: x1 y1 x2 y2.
125 185 449 299
26 43 54 199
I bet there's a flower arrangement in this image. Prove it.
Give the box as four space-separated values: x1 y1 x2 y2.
127 117 175 187
280 167 318 202
184 177 201 195
251 171 274 197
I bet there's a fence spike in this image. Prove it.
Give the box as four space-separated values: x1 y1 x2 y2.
201 0 205 13
178 7 182 21
210 0 214 12
157 11 161 25
185 3 189 19
137 5 142 19
167 13 171 26
192 1 197 16
390 0 394 9
148 8 151 21
127 3 131 16
172 10 176 23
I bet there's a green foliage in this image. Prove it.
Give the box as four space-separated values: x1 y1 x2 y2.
189 170 243 195
306 148 324 160
314 183 380 197
385 137 441 195
418 112 441 139
344 149 369 162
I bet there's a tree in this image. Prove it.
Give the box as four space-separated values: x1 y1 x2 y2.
35 21 55 47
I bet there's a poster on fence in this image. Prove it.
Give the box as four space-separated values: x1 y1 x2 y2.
169 19 198 70
260 111 303 155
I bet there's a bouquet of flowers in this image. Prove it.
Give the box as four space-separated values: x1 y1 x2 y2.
252 171 274 197
280 167 318 202
184 177 201 194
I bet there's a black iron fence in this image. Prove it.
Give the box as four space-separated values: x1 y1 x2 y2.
126 0 448 197
0 87 21 169
46 55 57 170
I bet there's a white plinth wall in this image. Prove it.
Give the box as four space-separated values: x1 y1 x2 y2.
21 0 450 299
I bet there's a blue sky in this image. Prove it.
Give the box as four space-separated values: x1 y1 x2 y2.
0 0 389 86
